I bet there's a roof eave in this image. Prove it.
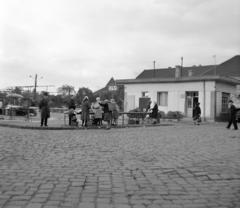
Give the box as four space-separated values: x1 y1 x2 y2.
116 76 240 85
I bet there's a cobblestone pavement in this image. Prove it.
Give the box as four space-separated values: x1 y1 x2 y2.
0 123 239 208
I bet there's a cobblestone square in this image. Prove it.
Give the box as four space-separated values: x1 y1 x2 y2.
0 123 239 208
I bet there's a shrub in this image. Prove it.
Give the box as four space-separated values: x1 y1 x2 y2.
158 111 165 119
166 111 184 120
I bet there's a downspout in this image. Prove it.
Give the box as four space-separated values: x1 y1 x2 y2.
203 80 206 121
214 83 217 121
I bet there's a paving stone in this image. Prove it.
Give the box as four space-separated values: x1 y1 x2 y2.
78 202 95 208
25 203 42 208
0 124 239 208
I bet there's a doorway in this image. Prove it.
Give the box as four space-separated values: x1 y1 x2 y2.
186 91 199 117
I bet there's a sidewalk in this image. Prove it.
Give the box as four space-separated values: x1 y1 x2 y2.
0 113 176 130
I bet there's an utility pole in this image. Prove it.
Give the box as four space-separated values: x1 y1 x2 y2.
30 74 43 102
153 60 156 77
34 74 37 101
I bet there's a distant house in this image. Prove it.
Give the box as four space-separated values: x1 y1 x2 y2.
116 55 240 121
93 77 124 110
93 77 118 97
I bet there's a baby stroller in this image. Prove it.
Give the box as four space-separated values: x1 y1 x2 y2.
71 112 78 126
69 110 78 126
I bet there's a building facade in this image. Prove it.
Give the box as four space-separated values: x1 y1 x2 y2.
116 55 240 121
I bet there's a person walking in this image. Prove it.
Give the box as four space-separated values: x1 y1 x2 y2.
39 92 50 127
226 100 240 130
68 95 76 126
81 96 90 128
193 102 201 125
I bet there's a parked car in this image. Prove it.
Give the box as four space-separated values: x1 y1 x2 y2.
5 105 37 116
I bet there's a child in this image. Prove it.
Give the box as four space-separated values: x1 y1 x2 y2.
193 102 201 125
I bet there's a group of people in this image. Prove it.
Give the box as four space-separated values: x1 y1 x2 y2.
68 96 120 129
38 92 239 130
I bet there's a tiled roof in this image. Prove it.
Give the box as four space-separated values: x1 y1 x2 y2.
210 55 240 77
136 55 240 79
136 65 216 79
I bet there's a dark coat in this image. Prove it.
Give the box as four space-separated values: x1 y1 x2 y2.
68 98 76 110
229 104 240 120
81 100 90 121
194 106 201 117
39 98 50 119
99 102 111 121
151 104 158 119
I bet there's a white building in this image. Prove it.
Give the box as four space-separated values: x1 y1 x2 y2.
116 55 240 121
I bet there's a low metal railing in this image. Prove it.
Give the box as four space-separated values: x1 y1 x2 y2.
64 111 154 127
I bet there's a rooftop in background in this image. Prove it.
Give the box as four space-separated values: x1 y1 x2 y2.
136 55 240 80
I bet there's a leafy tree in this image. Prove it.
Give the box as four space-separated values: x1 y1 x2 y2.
57 85 76 97
76 87 94 106
49 94 65 108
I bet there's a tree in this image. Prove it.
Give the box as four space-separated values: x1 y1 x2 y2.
76 87 94 106
49 94 65 108
8 87 23 95
57 85 76 97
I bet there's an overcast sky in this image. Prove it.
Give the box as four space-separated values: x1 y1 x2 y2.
0 0 240 93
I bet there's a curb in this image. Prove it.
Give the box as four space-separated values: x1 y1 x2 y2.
0 122 173 130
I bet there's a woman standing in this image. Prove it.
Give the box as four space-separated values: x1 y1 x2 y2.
81 96 90 128
100 99 111 129
92 97 103 127
110 99 119 126
151 101 158 124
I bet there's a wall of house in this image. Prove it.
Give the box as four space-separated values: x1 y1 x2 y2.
215 82 238 116
123 81 216 119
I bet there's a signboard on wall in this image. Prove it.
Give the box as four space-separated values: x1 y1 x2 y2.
108 85 117 91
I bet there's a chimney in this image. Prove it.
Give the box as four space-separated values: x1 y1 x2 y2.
175 65 182 79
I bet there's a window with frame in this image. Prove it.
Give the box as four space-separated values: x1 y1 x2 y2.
141 91 149 97
157 92 168 106
222 92 230 113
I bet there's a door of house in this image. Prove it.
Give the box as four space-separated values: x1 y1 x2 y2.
186 91 198 117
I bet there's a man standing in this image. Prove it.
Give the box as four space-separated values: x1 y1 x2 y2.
81 96 90 128
68 95 76 126
226 100 240 130
39 92 50 127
